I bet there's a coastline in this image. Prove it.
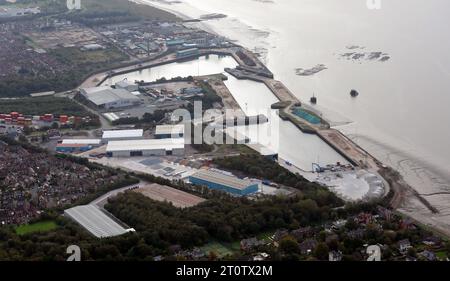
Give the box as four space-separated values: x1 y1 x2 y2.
85 0 450 237
129 1 381 167
132 0 221 37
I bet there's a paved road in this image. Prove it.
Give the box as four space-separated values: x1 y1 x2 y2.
90 180 147 208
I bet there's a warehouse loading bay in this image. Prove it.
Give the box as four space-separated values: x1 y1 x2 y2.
87 150 294 198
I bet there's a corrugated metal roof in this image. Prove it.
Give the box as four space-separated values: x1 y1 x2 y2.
106 138 185 152
81 87 140 106
57 143 90 148
190 170 254 190
62 139 101 145
102 129 143 139
64 205 129 238
155 124 185 135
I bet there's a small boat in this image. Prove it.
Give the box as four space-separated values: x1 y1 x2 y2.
350 89 359 97
310 93 317 104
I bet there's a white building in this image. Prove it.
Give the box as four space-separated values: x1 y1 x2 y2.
80 86 141 110
102 129 144 142
81 44 105 51
64 205 133 238
62 139 102 146
155 124 185 139
115 80 139 92
106 138 185 157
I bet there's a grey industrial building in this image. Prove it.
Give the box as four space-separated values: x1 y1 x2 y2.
115 80 139 92
102 129 144 142
80 86 141 110
189 170 259 196
155 124 185 139
106 138 185 157
64 205 134 238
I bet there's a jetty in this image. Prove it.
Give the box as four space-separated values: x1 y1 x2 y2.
222 48 381 170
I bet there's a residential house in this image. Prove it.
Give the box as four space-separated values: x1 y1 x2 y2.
356 213 374 225
422 236 442 248
329 251 343 261
272 229 289 242
419 250 436 261
291 227 313 241
253 252 270 261
398 239 411 254
347 228 365 240
240 237 264 252
299 239 318 255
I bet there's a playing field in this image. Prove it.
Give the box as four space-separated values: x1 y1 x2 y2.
134 183 206 208
15 221 58 235
200 242 235 258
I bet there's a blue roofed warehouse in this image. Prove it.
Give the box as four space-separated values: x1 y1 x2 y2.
189 170 259 196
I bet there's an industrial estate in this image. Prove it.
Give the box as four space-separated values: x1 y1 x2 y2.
0 0 449 263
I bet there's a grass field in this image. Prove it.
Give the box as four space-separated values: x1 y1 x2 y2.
49 47 129 72
82 0 179 22
435 251 448 260
200 242 235 258
15 221 58 235
0 96 91 116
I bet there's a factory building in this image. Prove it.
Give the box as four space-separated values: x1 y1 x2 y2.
106 138 185 157
155 124 185 139
115 80 139 92
56 143 93 153
64 205 134 238
176 48 199 58
80 86 141 110
102 129 144 142
166 39 185 47
62 139 102 146
189 170 259 196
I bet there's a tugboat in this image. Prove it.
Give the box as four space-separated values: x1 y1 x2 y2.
310 93 317 104
350 89 359 97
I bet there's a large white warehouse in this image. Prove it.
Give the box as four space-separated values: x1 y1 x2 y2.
106 138 185 157
80 86 141 110
102 129 144 142
155 124 185 139
64 205 134 238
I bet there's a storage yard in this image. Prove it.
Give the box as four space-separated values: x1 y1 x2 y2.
134 183 205 208
92 156 198 180
315 169 386 201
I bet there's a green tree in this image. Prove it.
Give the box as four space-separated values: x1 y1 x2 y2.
279 236 300 254
314 242 329 260
51 122 59 129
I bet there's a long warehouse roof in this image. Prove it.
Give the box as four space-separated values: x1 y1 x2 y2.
155 124 185 135
106 138 185 152
64 205 130 238
62 139 101 145
190 170 255 191
82 87 140 106
102 129 143 139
